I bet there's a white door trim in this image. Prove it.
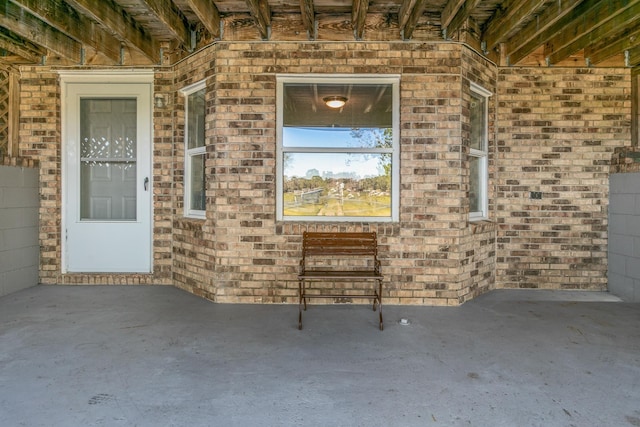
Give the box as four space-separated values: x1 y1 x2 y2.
60 70 154 273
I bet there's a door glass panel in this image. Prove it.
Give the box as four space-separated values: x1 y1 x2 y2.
80 98 137 220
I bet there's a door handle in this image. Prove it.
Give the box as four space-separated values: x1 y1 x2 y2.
144 177 149 191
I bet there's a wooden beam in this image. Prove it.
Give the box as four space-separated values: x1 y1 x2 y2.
9 0 121 63
545 0 640 65
440 0 465 32
0 26 44 63
398 0 426 40
7 71 18 156
0 0 83 63
633 67 640 146
626 43 640 67
503 0 583 66
586 20 640 65
299 0 315 40
482 0 547 52
64 0 161 64
352 0 370 40
398 0 418 28
183 0 221 39
444 0 481 38
139 0 192 49
245 0 271 39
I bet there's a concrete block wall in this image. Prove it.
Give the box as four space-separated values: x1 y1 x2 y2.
0 158 39 296
609 167 640 301
496 68 631 290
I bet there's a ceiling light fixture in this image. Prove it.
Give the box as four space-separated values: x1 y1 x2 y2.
323 96 348 109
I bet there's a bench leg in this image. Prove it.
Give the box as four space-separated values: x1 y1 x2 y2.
378 279 383 331
298 279 306 330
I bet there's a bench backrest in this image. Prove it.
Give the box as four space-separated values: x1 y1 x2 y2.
302 232 378 257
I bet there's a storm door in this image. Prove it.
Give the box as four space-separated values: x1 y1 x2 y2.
62 75 152 273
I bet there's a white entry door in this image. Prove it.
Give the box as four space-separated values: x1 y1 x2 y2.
62 73 153 273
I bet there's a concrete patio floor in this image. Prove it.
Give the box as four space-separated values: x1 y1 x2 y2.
0 285 639 427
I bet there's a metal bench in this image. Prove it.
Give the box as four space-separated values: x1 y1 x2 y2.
297 232 384 330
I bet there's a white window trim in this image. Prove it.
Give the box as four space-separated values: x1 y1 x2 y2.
469 82 492 222
276 74 400 222
181 80 207 219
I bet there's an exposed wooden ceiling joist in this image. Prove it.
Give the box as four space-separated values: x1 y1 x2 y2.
544 0 640 66
440 0 465 32
299 0 315 40
444 0 481 38
0 26 44 63
626 42 640 67
399 0 427 40
0 0 638 69
10 0 122 63
183 0 221 40
481 0 547 53
502 0 584 66
0 0 83 63
64 0 161 64
352 0 370 40
586 20 640 66
137 0 193 49
245 0 271 40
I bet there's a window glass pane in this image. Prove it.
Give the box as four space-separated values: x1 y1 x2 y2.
469 156 480 213
283 83 393 128
283 152 391 217
283 127 392 149
187 89 205 150
470 93 486 151
189 153 206 211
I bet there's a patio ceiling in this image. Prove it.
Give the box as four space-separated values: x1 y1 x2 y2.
0 0 639 68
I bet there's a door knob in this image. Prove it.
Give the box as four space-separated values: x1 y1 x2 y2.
144 177 149 191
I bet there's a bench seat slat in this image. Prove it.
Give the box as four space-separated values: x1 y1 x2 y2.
303 249 376 256
298 270 382 279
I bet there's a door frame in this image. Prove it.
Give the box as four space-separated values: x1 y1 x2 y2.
60 70 154 273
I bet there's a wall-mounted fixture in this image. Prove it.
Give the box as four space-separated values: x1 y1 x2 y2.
154 93 167 108
323 95 347 109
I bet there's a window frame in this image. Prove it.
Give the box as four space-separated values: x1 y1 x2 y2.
181 80 207 219
276 74 400 222
469 82 492 222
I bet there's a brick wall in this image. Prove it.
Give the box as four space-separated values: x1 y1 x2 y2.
169 41 498 305
458 49 498 302
17 43 632 304
496 68 631 290
172 47 217 299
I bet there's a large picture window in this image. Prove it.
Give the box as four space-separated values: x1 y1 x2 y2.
276 75 399 222
469 82 491 221
181 81 206 219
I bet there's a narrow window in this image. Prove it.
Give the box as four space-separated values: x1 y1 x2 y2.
469 83 491 221
276 75 400 222
182 82 206 219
